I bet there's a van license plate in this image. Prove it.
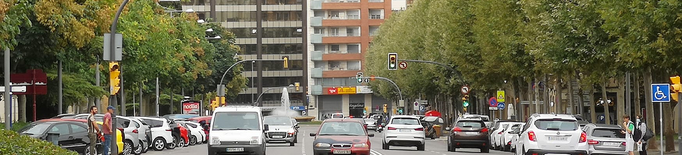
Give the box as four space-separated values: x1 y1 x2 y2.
332 150 351 154
399 129 411 132
226 148 244 152
273 136 283 138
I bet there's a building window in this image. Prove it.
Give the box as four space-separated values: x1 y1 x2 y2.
347 44 360 53
216 11 258 22
215 0 257 5
262 11 301 21
330 45 340 53
239 44 303 54
263 27 302 38
369 9 383 19
329 28 339 36
328 11 340 19
229 28 258 38
314 28 323 34
243 60 304 71
369 26 379 36
263 0 302 5
347 61 361 70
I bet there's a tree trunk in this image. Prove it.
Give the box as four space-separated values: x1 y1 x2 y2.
568 76 574 114
617 77 625 126
515 78 524 121
644 67 658 150
535 78 541 114
544 74 549 113
555 76 561 113
664 102 675 152
602 79 611 125
590 88 597 124
634 73 641 117
19 95 26 122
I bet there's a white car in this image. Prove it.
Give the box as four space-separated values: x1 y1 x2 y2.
509 125 522 151
515 114 589 155
178 121 206 144
382 115 425 151
491 122 514 150
208 106 267 155
136 117 176 151
501 123 524 151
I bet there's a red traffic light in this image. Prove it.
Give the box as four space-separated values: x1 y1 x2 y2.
390 56 395 60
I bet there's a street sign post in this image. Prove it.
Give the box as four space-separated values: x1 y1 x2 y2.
489 97 498 107
651 83 669 155
498 103 505 110
461 86 470 95
497 91 505 103
399 61 407 69
413 101 419 112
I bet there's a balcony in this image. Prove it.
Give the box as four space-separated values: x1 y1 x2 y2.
324 0 359 3
322 36 362 44
311 85 323 95
321 0 361 9
322 18 361 26
311 51 323 61
322 70 359 78
311 0 322 9
311 34 323 43
311 68 323 78
311 17 322 27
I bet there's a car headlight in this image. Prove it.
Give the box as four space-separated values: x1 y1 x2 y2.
250 136 261 144
353 143 369 148
210 136 220 145
314 143 331 148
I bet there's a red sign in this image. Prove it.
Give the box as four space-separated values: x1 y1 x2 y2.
182 102 200 114
327 88 338 94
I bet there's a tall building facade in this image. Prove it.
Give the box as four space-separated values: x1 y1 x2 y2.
305 0 392 120
182 0 308 109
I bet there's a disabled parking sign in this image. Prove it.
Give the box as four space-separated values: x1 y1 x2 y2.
651 84 671 102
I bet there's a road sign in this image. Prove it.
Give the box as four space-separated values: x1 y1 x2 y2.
103 33 123 61
302 111 307 116
488 107 498 110
413 101 419 110
497 91 505 102
461 86 470 94
419 105 425 111
489 97 498 107
497 102 505 110
651 84 671 102
0 86 27 93
399 61 407 69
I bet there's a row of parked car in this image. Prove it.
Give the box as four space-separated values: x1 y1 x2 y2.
444 113 627 155
17 113 213 155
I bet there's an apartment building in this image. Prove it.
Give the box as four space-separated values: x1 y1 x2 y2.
306 0 393 120
181 0 308 109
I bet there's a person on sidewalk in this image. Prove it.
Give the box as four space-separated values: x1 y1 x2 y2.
87 106 101 154
622 115 636 155
102 106 115 155
636 115 647 155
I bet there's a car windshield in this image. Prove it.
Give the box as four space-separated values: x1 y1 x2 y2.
592 128 625 138
534 119 578 131
390 118 419 125
212 112 260 130
456 121 483 128
318 122 366 136
19 123 51 135
263 116 292 126
332 114 343 118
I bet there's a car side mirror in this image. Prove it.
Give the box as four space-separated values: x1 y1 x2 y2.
263 124 269 132
309 133 316 137
368 133 374 137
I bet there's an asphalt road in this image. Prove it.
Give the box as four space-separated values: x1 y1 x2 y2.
143 125 512 155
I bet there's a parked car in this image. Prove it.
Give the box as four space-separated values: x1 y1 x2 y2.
501 123 525 151
309 118 373 155
176 121 197 145
19 119 98 155
446 118 490 153
136 117 175 151
509 125 523 151
70 114 140 154
382 115 425 151
167 118 189 147
177 121 206 144
583 124 627 155
491 122 516 150
364 118 378 131
163 114 199 120
129 117 152 152
263 115 298 146
119 116 149 154
515 114 588 155
31 118 126 155
188 116 211 141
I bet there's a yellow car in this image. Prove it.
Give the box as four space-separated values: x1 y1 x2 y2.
96 121 124 154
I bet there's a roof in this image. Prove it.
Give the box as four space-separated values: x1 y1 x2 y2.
391 115 419 119
214 106 262 112
532 114 577 120
38 118 89 123
456 118 485 122
587 123 622 129
323 118 363 123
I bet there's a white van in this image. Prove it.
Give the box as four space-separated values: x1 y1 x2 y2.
208 106 267 155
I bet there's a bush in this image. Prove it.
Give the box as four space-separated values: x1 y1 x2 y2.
10 121 30 132
0 129 78 155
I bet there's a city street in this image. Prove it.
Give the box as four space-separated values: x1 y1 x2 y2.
143 125 512 155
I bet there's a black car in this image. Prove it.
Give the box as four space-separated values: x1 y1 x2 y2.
19 119 100 155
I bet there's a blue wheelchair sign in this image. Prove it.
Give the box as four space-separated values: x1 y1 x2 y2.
651 84 671 102
497 102 505 110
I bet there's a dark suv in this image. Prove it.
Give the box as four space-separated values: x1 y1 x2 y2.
446 118 490 153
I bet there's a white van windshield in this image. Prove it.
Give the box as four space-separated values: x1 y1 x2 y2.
213 112 260 131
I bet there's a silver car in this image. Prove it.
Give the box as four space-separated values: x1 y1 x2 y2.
364 118 377 131
263 116 298 146
583 124 627 155
382 115 425 151
120 116 150 154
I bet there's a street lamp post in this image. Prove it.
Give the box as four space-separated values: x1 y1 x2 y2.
255 85 295 105
217 59 285 108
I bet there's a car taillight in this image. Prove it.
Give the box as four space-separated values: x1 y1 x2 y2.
387 127 397 130
166 129 172 131
452 127 462 132
498 131 503 134
528 131 536 141
587 139 599 145
621 142 626 146
132 129 138 133
480 128 488 133
415 128 424 131
579 132 587 143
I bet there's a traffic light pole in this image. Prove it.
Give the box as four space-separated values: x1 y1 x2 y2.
108 0 129 152
398 59 465 83
217 59 286 107
357 76 402 101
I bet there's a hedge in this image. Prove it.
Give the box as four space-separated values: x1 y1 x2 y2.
0 129 78 155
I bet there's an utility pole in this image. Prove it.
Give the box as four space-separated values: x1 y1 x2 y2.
95 58 101 111
155 77 159 116
58 61 63 114
4 47 11 130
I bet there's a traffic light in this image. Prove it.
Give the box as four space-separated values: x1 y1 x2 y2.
356 74 363 84
671 76 681 102
388 53 397 70
295 82 300 91
462 95 469 107
210 97 227 111
397 108 403 114
383 104 388 113
109 62 121 95
282 56 289 69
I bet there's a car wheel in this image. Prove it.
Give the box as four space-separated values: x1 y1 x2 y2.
153 138 166 151
293 136 298 143
133 140 143 155
417 144 425 151
190 136 197 145
84 145 97 155
141 140 148 153
289 141 295 146
123 140 133 155
481 146 489 153
447 141 454 152
382 141 389 150
167 135 177 149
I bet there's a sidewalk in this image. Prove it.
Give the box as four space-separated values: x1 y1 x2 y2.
646 141 679 155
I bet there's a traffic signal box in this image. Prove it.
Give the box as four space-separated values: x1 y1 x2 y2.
383 104 388 113
211 97 226 111
388 53 397 70
109 62 121 95
671 76 681 102
462 95 469 107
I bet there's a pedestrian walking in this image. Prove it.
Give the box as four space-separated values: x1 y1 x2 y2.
635 115 648 155
102 106 115 155
622 115 635 155
88 106 101 154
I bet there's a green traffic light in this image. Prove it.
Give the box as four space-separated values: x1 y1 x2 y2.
463 101 469 107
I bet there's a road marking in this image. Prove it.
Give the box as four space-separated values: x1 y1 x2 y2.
301 134 306 155
370 149 383 155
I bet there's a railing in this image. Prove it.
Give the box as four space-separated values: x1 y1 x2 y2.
370 15 382 19
368 0 383 2
347 15 360 19
346 32 360 36
325 0 359 3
